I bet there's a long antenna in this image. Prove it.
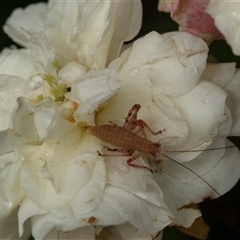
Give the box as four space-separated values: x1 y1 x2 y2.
162 154 220 196
165 146 236 153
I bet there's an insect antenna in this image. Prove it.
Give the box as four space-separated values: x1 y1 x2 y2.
165 145 236 153
162 154 221 196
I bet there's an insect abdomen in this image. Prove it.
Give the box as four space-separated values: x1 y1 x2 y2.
89 124 145 148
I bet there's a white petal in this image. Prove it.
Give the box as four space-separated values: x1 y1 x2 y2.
0 48 43 79
66 68 120 125
3 3 47 47
0 75 25 130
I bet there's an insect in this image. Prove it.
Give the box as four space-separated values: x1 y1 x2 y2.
88 104 236 195
88 104 165 172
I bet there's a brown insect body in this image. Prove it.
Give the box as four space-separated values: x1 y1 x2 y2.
89 124 162 158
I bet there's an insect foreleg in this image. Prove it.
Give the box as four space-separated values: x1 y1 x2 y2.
123 104 141 131
127 153 154 173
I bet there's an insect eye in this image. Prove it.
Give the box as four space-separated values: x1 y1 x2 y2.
134 104 140 109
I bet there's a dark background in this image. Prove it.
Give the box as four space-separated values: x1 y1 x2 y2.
1 0 240 239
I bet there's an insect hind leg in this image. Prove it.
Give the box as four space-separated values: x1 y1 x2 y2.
127 153 154 173
135 119 165 138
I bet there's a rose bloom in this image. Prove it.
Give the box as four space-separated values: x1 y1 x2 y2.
0 1 240 240
158 0 240 56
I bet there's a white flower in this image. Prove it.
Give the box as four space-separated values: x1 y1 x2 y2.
206 0 240 55
1 1 240 240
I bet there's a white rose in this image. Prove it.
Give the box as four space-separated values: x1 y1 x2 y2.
0 1 240 240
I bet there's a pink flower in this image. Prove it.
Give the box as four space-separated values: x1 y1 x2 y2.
158 0 224 44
